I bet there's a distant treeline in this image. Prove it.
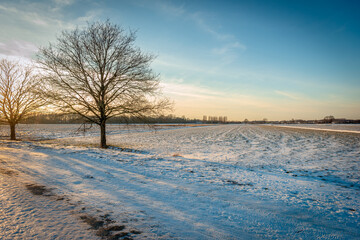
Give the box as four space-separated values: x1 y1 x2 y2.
232 117 360 125
20 113 201 124
240 119 360 124
4 113 359 125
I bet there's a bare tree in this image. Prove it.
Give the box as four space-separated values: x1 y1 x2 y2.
0 59 43 140
37 21 171 148
324 115 335 123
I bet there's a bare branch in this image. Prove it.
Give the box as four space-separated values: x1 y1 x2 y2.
37 20 172 147
0 58 45 140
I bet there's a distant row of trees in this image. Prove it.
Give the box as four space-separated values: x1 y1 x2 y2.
0 20 171 148
203 115 228 123
237 116 360 124
21 113 197 124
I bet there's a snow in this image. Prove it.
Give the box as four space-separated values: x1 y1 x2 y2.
0 172 99 240
273 124 360 134
1 124 359 239
0 123 183 141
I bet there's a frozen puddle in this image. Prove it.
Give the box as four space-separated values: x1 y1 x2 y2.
0 173 99 240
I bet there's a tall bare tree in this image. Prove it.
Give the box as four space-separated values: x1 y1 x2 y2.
0 59 43 140
37 21 170 148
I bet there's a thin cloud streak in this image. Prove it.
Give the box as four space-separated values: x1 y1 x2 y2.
161 82 224 99
212 42 247 55
275 90 301 100
157 1 185 16
147 0 246 62
0 41 38 58
0 4 18 13
0 0 102 60
160 81 275 109
189 12 233 41
0 1 101 30
160 80 360 120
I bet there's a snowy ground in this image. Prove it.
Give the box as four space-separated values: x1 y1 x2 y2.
0 172 100 240
274 124 360 134
0 124 359 239
0 124 185 141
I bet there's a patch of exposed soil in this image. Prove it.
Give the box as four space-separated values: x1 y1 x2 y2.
25 183 53 196
0 167 18 176
21 179 143 239
225 179 253 187
80 214 140 240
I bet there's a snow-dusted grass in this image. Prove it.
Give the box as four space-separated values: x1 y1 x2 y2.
0 124 359 239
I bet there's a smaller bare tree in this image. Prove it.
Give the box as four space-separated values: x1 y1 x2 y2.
0 59 43 140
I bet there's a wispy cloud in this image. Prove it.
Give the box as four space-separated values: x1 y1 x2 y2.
0 40 38 58
0 4 18 13
0 0 102 60
23 12 50 26
160 80 274 109
212 42 246 55
161 82 224 99
160 80 284 120
189 12 232 41
157 1 185 16
53 0 75 6
275 90 301 100
1 0 101 29
75 9 103 24
153 56 209 74
143 0 246 63
51 0 76 11
162 80 360 120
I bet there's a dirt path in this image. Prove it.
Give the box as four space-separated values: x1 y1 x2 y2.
0 172 99 240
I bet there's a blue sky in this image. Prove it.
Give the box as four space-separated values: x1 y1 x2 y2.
0 0 359 120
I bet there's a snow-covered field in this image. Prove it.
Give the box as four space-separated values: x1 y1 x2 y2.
0 124 183 140
274 124 360 134
0 124 359 239
0 173 99 240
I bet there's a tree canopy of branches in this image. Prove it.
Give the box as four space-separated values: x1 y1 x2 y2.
0 58 43 140
37 21 170 148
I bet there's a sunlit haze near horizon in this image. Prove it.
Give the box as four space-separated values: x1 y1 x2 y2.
0 0 359 121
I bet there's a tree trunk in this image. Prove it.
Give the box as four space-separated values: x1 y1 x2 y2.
10 123 16 140
100 120 107 148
